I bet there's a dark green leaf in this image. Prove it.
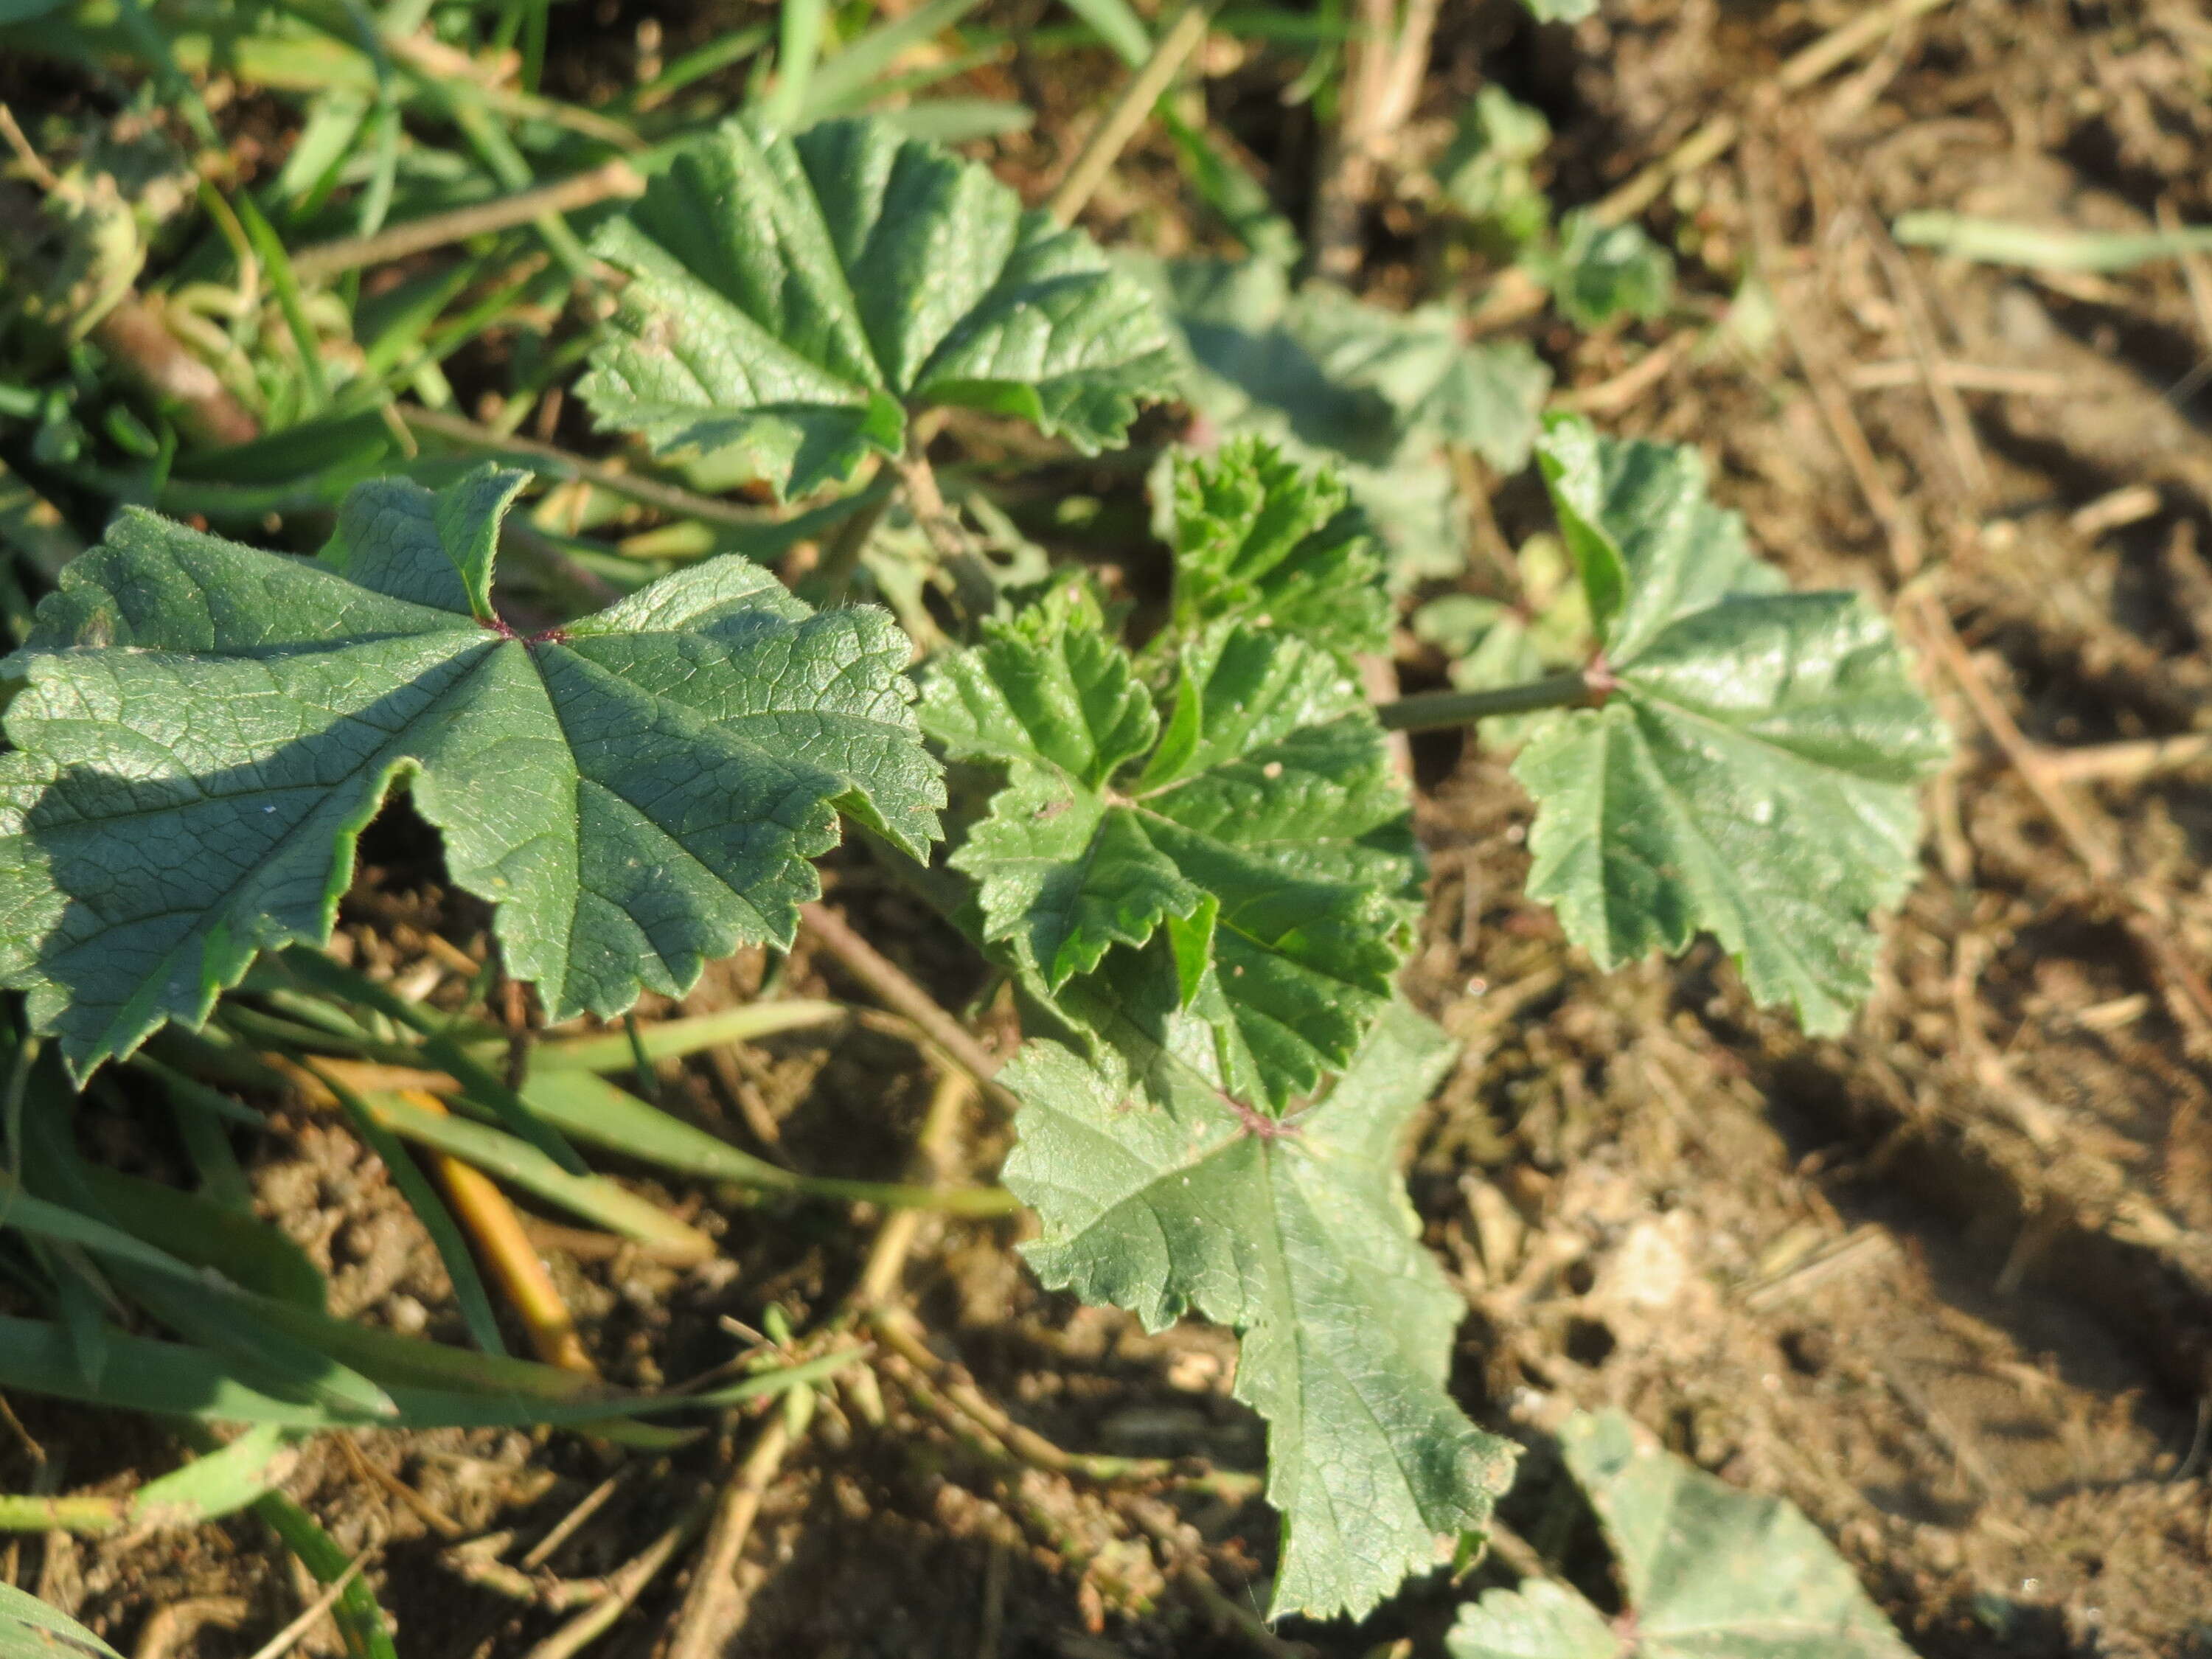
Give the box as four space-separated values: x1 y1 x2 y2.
1295 288 1554 472
1124 253 1469 582
0 465 942 1077
922 587 1419 1106
1532 212 1674 331
579 116 1178 498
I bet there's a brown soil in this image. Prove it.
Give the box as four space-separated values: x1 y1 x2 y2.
8 2 2212 1657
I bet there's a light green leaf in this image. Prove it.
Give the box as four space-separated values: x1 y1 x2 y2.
1004 1001 1517 1621
1513 416 1949 1032
1296 287 1554 471
0 465 942 1077
1438 86 1553 248
0 1582 121 1659
1532 211 1674 331
1124 253 1469 583
922 588 1419 1105
1517 0 1597 20
1449 1411 1913 1659
1446 1580 1618 1659
578 115 1179 498
1164 437 1390 661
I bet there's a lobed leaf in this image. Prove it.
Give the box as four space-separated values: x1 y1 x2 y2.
1531 212 1674 332
1005 1001 1517 1621
1164 437 1391 662
578 115 1180 498
1511 417 1950 1032
0 465 943 1077
1449 1411 1913 1659
1295 287 1554 473
921 585 1419 1107
1124 253 1471 582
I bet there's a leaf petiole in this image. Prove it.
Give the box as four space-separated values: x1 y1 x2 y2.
1374 667 1605 733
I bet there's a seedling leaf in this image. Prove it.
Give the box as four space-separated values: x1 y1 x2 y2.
1165 437 1391 661
1531 212 1674 331
1448 1410 1913 1659
579 115 1179 497
1512 417 1949 1032
1004 1001 1517 1621
0 465 942 1077
921 585 1419 1107
1126 253 1472 582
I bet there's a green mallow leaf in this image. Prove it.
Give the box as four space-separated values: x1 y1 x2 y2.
1004 1000 1517 1621
0 465 942 1078
1530 211 1674 331
1164 437 1391 662
920 583 1419 1107
1295 287 1554 473
578 115 1179 498
1124 253 1470 583
1449 1410 1913 1659
1512 416 1949 1033
1438 86 1554 249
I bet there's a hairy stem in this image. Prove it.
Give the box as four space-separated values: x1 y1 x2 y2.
1374 669 1604 733
810 465 897 602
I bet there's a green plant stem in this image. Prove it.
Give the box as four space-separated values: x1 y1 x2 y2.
810 464 896 602
1374 669 1601 733
0 1494 120 1533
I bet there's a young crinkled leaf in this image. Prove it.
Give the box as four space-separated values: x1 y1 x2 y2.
1448 1410 1912 1659
1123 253 1470 582
920 584 1419 1107
0 465 942 1078
1164 437 1391 661
1004 1001 1517 1621
577 115 1179 498
1512 415 1950 1033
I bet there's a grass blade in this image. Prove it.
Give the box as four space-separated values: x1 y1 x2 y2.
230 188 332 408
0 1312 861 1430
532 1001 842 1071
0 1579 125 1658
801 0 984 118
316 1064 512 1357
759 0 828 133
363 1089 716 1262
128 1425 304 1529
